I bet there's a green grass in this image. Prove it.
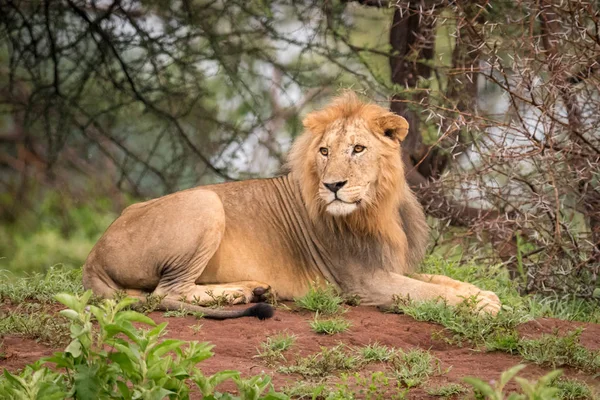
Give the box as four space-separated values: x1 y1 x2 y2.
0 303 70 346
389 295 600 373
391 348 441 388
357 342 396 363
279 344 359 377
255 332 297 364
426 382 467 397
554 378 596 400
519 329 600 373
310 315 351 335
0 266 84 303
294 282 345 315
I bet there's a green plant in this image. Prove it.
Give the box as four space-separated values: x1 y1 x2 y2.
426 382 467 397
464 364 562 400
0 304 70 346
391 349 440 388
294 283 345 315
519 330 600 373
310 316 351 335
279 344 359 377
0 291 287 399
553 378 595 400
358 342 396 363
255 332 296 364
0 266 84 304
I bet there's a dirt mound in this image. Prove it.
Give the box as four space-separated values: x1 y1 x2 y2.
2 304 599 398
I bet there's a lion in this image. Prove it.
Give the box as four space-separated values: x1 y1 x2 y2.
83 91 501 319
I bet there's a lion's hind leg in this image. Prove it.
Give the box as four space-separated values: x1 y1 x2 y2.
184 281 272 306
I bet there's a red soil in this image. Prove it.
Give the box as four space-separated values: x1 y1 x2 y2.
1 304 599 398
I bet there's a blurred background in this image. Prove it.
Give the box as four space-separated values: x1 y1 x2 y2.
0 0 598 299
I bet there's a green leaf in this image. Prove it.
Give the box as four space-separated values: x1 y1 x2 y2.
115 297 140 312
117 381 131 398
463 377 496 397
149 339 184 359
115 310 156 326
65 340 82 358
54 293 83 313
59 309 80 321
74 364 102 399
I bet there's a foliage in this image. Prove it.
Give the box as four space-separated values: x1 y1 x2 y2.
310 315 351 335
426 383 468 397
357 342 396 363
255 332 296 365
0 303 71 346
391 349 441 388
294 283 345 315
464 364 563 400
278 344 359 377
0 291 287 400
0 266 84 303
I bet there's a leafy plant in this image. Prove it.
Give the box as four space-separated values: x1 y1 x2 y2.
464 364 562 400
0 291 287 399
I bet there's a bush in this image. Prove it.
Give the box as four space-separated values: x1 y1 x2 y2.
0 291 287 400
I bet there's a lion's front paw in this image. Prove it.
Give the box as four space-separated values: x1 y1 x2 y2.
470 290 502 315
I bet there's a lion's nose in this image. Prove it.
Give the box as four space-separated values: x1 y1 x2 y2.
324 180 347 193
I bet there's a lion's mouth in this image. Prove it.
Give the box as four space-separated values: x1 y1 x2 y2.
327 198 362 206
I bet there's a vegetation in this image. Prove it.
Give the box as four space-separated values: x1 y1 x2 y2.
426 383 468 397
255 333 297 365
0 292 286 399
309 316 351 335
294 283 345 315
462 364 596 400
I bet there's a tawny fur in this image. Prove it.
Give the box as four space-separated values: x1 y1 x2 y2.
83 91 501 318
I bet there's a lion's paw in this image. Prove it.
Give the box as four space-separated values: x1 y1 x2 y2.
471 290 502 315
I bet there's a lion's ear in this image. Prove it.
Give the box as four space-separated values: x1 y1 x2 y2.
379 114 409 143
302 111 326 136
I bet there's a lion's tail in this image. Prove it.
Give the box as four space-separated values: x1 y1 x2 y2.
82 266 274 320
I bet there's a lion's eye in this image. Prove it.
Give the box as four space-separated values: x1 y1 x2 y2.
353 145 365 153
319 147 329 156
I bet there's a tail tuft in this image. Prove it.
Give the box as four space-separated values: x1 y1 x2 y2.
245 303 275 320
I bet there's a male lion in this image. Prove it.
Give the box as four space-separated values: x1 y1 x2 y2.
83 92 501 319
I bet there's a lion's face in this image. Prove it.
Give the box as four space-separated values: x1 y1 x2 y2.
315 118 386 216
288 92 409 220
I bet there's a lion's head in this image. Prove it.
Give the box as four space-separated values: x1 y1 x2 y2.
287 91 411 240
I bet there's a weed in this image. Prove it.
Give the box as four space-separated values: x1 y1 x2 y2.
358 342 396 363
426 382 467 397
553 378 595 400
190 323 203 334
0 304 70 346
201 290 235 308
0 266 83 304
310 315 351 335
255 332 296 364
391 348 441 388
519 329 600 373
295 282 344 315
464 364 563 400
279 344 359 377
